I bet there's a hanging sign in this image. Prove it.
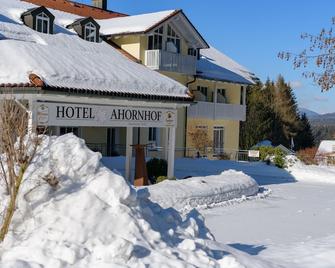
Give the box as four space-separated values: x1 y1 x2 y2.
36 102 177 127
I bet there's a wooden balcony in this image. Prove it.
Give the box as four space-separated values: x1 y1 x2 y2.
144 50 197 75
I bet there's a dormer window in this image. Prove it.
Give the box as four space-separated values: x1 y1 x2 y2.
36 12 50 34
67 17 100 43
84 22 97 42
21 6 54 34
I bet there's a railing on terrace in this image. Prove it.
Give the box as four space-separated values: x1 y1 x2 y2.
188 101 246 121
144 50 197 75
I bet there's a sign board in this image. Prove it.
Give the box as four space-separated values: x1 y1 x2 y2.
248 150 260 158
36 102 177 128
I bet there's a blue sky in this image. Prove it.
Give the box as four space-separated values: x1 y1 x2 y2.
78 0 335 114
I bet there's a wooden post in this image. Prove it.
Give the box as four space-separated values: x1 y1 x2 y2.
133 144 149 186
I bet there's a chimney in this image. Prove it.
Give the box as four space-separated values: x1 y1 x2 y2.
92 0 107 10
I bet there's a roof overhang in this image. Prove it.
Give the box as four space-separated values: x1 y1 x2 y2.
104 10 209 49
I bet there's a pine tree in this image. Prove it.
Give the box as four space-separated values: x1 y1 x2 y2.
240 75 304 150
295 113 315 150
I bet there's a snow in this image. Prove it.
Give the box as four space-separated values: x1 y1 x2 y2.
316 140 335 155
198 46 256 85
286 156 335 184
143 170 262 212
98 10 176 36
0 0 189 98
0 134 275 268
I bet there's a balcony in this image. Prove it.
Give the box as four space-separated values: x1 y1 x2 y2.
144 50 197 75
188 101 246 121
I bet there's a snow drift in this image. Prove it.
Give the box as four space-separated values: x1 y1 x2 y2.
286 156 335 184
145 171 262 212
0 134 266 268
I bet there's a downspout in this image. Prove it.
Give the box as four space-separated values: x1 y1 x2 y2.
184 75 197 157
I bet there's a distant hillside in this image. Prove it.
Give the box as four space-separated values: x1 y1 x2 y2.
299 108 335 145
299 107 320 119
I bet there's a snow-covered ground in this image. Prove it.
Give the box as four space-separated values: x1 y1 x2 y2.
103 156 335 267
1 137 334 267
0 134 279 268
200 160 335 268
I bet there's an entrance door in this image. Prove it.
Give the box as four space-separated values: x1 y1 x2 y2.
213 126 224 155
107 128 116 156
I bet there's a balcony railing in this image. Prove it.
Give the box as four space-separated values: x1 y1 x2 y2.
188 101 246 121
145 50 197 75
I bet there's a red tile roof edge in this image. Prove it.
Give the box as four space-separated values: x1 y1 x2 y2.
22 0 128 19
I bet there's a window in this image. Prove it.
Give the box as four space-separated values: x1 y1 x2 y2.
188 48 197 57
166 25 180 53
197 86 208 97
213 127 224 155
149 127 157 142
36 12 50 34
60 127 79 136
148 26 163 50
240 86 245 105
84 22 97 42
218 89 226 98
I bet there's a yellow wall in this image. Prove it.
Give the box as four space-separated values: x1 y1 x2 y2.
113 35 141 60
190 79 242 104
186 118 240 158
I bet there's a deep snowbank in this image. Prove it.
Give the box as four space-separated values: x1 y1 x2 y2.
144 171 263 212
0 134 273 268
286 156 335 184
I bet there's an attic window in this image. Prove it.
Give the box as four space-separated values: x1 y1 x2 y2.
84 22 97 42
36 12 50 34
166 25 180 53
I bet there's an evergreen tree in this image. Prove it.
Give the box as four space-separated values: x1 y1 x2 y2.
295 113 315 150
240 75 307 150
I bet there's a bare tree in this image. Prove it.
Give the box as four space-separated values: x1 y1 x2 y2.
188 128 212 156
0 98 42 242
278 17 335 91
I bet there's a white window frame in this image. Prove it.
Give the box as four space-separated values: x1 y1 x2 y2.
166 24 181 53
148 26 164 50
36 12 50 34
213 126 224 155
84 22 97 42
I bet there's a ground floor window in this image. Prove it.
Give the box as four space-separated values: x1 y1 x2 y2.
60 127 79 136
213 126 224 154
149 127 157 142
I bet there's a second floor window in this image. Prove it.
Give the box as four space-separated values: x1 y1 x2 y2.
166 25 180 53
188 48 197 57
197 86 208 97
36 12 50 34
148 26 163 50
84 22 97 42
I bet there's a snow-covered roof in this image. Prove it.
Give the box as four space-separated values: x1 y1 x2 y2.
98 9 209 49
98 10 177 36
317 140 335 155
197 46 257 85
0 0 190 99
